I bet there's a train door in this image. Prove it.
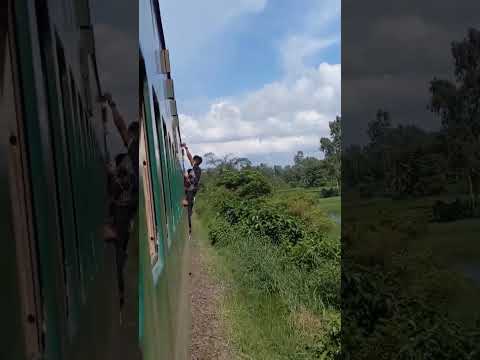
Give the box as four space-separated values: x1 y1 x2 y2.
9 0 83 358
1 3 43 359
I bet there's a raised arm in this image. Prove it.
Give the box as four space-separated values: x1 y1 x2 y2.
182 143 194 167
104 93 130 147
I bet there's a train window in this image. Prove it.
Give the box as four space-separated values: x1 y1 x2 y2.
79 98 99 269
77 98 86 165
139 108 158 264
36 5 85 328
153 91 172 245
173 126 179 156
58 41 89 296
70 77 83 163
141 79 166 268
168 136 178 224
161 118 174 244
56 40 74 314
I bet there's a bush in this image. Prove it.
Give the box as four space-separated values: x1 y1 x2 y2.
286 233 340 271
358 182 376 198
432 198 473 222
216 197 304 245
267 191 333 235
217 169 272 199
321 187 339 198
199 169 341 358
209 223 340 311
207 217 234 247
342 257 480 359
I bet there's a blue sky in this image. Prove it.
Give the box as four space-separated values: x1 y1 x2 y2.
160 0 340 165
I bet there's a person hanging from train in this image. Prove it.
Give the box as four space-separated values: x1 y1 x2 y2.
182 168 196 206
181 143 202 234
101 93 139 234
108 152 137 306
102 93 139 185
99 92 139 307
183 168 196 193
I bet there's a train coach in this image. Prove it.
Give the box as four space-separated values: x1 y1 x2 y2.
139 0 191 359
2 0 190 358
1 0 140 358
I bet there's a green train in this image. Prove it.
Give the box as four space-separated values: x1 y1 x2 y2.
139 0 191 359
3 0 190 359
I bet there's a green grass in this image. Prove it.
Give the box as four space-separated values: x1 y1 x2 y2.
194 187 341 359
223 286 305 359
345 195 480 327
345 195 480 266
194 217 316 359
316 196 340 215
276 186 336 193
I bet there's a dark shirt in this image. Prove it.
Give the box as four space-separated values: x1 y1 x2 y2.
127 137 139 180
192 164 201 192
109 156 136 209
127 137 139 200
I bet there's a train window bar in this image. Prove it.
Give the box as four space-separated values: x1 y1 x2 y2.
155 48 170 74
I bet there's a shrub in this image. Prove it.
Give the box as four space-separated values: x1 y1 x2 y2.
321 187 339 198
268 192 333 235
342 257 480 359
432 198 473 222
208 217 234 247
217 169 272 199
244 205 304 245
216 197 304 245
200 172 341 358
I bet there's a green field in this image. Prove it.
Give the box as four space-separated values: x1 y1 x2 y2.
317 196 341 215
343 194 480 358
345 196 480 269
196 180 341 359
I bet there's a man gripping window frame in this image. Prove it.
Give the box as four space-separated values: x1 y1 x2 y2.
181 143 202 235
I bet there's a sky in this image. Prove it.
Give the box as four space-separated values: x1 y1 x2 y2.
160 0 341 165
342 0 480 146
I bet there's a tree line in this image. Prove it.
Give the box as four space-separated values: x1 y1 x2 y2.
202 116 342 190
343 28 480 212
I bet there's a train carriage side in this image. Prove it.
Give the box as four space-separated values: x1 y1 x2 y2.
139 1 191 359
2 0 137 359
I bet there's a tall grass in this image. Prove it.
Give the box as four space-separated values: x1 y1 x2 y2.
343 197 480 359
196 176 341 359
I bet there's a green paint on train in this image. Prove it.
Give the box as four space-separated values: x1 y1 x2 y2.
4 0 191 359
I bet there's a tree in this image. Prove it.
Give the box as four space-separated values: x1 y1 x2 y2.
233 157 252 169
429 28 480 210
301 157 328 187
202 152 252 173
203 152 222 168
367 110 391 145
217 169 272 199
294 151 305 165
320 116 342 190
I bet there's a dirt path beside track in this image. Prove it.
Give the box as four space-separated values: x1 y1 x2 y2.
190 222 232 360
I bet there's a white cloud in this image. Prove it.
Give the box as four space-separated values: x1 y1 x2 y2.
305 0 341 32
193 135 320 157
281 35 338 77
180 62 340 160
168 0 341 165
